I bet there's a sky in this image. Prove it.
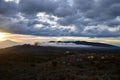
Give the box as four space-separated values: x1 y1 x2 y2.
0 0 120 46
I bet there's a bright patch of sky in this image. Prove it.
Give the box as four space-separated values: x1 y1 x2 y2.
35 12 77 33
4 0 19 4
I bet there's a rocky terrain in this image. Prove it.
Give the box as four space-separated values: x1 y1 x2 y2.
0 45 120 80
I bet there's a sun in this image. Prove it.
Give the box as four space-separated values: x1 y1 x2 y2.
0 33 4 39
0 32 6 41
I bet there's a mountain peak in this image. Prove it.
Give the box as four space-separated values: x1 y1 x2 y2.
0 40 20 49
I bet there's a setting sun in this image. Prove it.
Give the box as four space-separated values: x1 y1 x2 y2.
0 32 6 41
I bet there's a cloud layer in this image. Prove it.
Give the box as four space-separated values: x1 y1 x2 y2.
0 0 120 37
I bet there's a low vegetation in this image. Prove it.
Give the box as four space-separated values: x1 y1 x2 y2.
0 45 120 80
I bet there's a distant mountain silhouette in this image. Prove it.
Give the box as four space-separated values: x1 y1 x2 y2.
0 44 119 55
49 41 119 48
0 40 20 48
0 40 119 50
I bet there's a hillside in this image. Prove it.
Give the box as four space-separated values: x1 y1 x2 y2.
0 44 119 55
0 45 120 80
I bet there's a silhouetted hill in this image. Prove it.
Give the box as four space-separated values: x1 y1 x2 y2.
0 44 119 55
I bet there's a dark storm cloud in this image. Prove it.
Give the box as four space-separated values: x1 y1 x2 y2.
19 0 58 15
73 0 94 12
19 0 75 17
0 0 120 37
0 0 18 16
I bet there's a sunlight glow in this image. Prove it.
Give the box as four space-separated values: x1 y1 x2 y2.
0 32 119 46
0 32 6 41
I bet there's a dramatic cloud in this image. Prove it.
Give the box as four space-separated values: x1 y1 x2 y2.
0 0 120 37
0 0 18 16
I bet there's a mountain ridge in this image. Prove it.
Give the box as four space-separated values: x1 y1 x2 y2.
49 40 119 48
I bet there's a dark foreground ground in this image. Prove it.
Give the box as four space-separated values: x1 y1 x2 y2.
0 45 120 80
